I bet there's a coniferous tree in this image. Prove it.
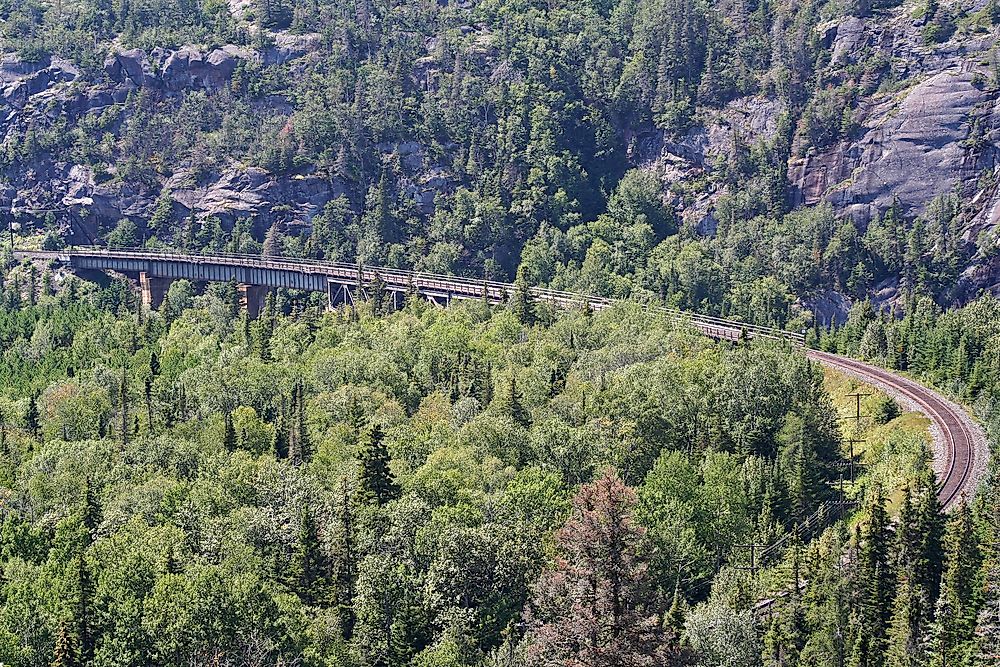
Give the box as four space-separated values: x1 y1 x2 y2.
887 487 935 667
523 469 683 666
914 476 945 601
334 476 357 639
223 411 236 452
59 553 94 664
25 389 40 439
764 536 807 666
148 350 160 377
788 422 822 522
255 292 276 360
500 373 531 429
510 271 534 325
369 273 387 316
271 409 289 459
51 616 79 667
929 500 980 667
143 376 154 434
290 505 329 606
851 486 894 667
973 559 1000 664
356 424 400 506
800 525 852 666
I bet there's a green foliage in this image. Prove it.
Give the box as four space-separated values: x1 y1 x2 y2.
106 219 139 248
0 274 989 667
356 424 401 506
1 0 946 326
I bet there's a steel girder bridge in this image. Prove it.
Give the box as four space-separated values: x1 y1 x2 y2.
15 247 796 342
12 246 984 508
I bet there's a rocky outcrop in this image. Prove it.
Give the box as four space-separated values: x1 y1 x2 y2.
790 70 997 222
165 166 343 230
1 55 78 111
162 47 243 90
103 49 151 87
264 33 323 66
102 45 247 92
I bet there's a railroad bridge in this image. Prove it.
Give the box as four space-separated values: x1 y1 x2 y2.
10 247 987 508
15 248 798 343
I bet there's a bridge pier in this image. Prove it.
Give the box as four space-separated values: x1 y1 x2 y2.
239 284 270 319
140 272 172 310
327 281 358 310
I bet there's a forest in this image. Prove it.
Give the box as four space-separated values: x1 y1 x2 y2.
0 264 995 667
4 0 1000 662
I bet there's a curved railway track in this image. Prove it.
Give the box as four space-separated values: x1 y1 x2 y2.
16 247 988 507
805 349 982 509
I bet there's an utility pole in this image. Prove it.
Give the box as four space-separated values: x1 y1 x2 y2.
842 390 871 484
733 542 768 577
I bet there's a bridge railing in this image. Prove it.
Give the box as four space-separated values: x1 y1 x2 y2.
37 247 804 344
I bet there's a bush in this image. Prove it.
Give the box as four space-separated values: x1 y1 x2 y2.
871 395 901 425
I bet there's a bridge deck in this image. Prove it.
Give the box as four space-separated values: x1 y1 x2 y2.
18 248 801 343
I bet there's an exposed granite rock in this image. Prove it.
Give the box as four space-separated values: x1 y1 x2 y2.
831 17 868 66
1 56 78 110
165 166 343 230
791 71 995 222
629 95 786 230
264 33 322 66
103 49 150 87
102 45 247 91
162 47 243 91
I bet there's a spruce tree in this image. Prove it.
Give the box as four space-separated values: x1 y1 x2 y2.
888 485 937 667
886 567 931 667
334 476 356 639
510 272 534 325
60 554 93 664
850 630 873 667
914 475 945 602
502 374 531 429
763 539 807 666
143 376 154 437
271 409 289 459
25 389 40 439
929 500 981 667
523 469 683 666
789 421 822 522
356 424 400 506
290 506 329 606
51 616 79 667
973 560 1000 664
149 350 160 377
223 411 236 452
369 273 387 316
853 486 894 666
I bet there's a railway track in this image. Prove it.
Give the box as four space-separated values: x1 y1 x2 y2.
805 349 983 510
16 247 987 507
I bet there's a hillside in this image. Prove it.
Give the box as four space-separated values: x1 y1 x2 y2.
4 0 1000 323
0 278 953 666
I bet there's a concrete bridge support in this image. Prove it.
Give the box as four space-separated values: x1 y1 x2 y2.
239 283 270 319
140 272 172 310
